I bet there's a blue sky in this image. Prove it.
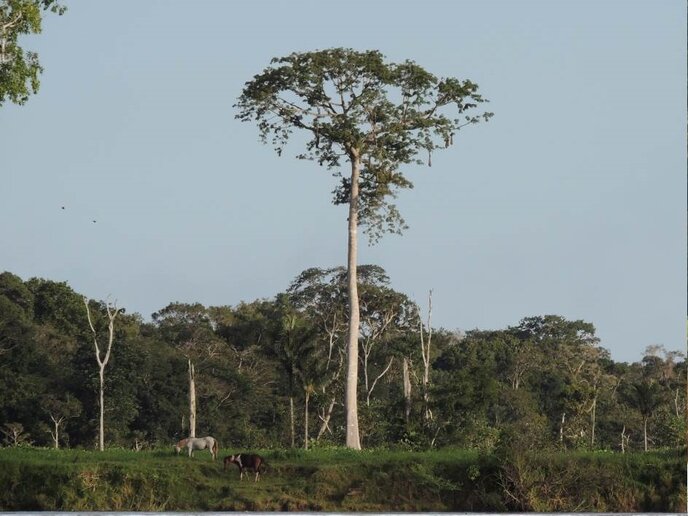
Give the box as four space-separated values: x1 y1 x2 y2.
1 0 685 362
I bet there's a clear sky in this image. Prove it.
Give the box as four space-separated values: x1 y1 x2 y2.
1 0 685 362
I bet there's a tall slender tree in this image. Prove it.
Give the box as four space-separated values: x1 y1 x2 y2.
84 297 122 451
237 48 491 448
626 381 664 452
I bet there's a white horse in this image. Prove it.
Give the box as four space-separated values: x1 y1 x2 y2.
178 436 218 460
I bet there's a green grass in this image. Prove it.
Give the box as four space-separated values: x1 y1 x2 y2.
0 446 683 512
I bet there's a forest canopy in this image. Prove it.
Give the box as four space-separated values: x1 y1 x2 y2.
0 269 684 452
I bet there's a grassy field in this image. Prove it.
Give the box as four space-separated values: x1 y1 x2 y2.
0 446 684 511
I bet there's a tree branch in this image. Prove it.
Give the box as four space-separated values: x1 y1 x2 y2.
1 12 23 33
367 356 394 405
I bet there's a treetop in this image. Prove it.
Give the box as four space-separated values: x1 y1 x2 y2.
236 47 493 242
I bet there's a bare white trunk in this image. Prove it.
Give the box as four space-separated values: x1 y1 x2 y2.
326 314 337 369
317 352 343 441
621 424 627 453
559 411 566 444
316 397 336 440
366 357 394 406
52 423 59 449
419 290 433 421
511 368 523 391
363 344 370 399
344 152 361 450
84 297 121 452
98 368 105 450
590 396 597 448
188 360 196 438
49 415 64 449
304 390 310 450
289 396 295 448
402 357 412 424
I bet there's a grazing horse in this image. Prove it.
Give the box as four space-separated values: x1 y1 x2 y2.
224 453 265 482
174 438 188 455
179 436 218 460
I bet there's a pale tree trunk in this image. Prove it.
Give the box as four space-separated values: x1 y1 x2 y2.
402 357 412 424
366 357 394 406
363 346 370 401
188 360 197 438
590 396 597 449
325 313 338 369
98 368 105 448
49 415 64 449
511 376 520 390
317 352 343 441
621 425 628 453
289 396 295 447
559 411 566 445
344 151 361 450
419 290 433 422
304 390 310 450
84 297 122 452
317 397 336 441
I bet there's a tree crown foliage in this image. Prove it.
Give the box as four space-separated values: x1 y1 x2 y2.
0 0 65 106
236 48 493 241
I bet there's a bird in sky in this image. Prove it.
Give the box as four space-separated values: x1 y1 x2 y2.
60 205 97 224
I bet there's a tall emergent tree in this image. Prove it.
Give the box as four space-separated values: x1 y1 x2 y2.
236 48 492 448
0 0 65 106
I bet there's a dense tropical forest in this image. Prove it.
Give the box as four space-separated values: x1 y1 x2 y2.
0 268 684 454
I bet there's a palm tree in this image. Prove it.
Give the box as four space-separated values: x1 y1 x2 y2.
627 381 664 451
272 295 318 448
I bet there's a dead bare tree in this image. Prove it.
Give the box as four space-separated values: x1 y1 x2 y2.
366 357 394 406
1 422 30 446
402 357 412 424
48 414 65 449
188 359 196 438
84 297 122 451
316 348 345 441
419 290 433 421
359 301 397 406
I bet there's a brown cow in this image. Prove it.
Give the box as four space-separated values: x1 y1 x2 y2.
224 453 265 482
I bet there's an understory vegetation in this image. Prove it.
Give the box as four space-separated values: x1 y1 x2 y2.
0 447 684 512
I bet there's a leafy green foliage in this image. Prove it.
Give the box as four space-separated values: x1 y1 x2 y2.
0 269 684 456
236 48 492 241
0 0 65 106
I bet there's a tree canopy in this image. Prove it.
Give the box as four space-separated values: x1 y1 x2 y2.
236 47 493 240
0 0 65 106
0 268 683 454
